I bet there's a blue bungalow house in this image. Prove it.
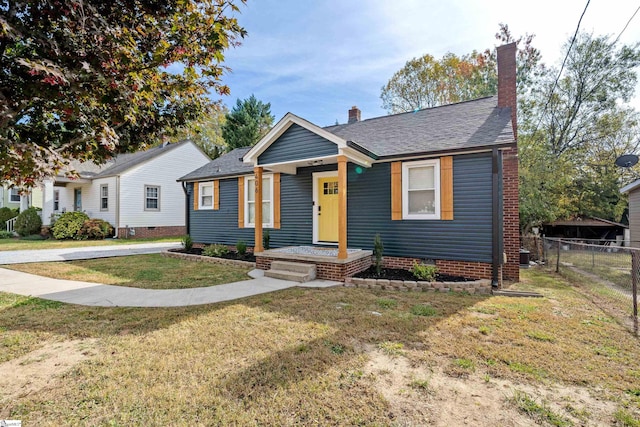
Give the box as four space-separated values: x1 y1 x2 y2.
178 43 520 285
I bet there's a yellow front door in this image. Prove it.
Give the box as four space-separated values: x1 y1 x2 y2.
318 176 339 242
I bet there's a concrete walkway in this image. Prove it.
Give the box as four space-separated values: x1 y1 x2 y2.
0 242 182 265
0 268 341 307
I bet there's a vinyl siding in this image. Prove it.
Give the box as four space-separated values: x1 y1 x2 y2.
189 153 493 263
347 153 493 262
629 189 640 245
119 143 209 227
258 124 338 165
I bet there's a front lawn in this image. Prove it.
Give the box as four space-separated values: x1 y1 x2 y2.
0 236 180 251
1 268 639 425
6 254 251 289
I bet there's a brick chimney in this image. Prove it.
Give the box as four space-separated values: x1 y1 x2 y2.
497 42 517 140
348 106 361 124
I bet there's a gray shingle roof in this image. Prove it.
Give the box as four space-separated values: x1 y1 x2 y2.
179 96 514 181
61 142 188 179
178 147 252 181
324 96 514 157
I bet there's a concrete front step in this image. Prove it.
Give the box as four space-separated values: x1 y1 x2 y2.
265 261 317 283
264 269 314 283
270 261 317 276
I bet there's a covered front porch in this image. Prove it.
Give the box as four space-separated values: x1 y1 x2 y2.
243 112 376 262
255 246 373 282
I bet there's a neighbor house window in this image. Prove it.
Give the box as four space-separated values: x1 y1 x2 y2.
199 182 214 210
402 159 440 220
9 188 20 203
100 184 108 211
245 175 273 228
144 185 160 211
53 190 60 211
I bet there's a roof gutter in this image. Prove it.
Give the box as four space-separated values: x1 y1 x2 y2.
375 142 516 162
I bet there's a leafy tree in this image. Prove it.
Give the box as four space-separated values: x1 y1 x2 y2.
171 105 228 159
381 51 497 113
221 94 274 150
519 33 640 231
1 0 247 187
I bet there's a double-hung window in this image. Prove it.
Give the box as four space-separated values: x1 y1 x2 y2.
402 159 440 220
199 182 214 210
53 190 60 211
9 188 20 203
245 175 273 228
100 184 109 211
145 185 160 211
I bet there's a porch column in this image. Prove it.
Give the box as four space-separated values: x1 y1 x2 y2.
338 155 348 259
254 166 264 252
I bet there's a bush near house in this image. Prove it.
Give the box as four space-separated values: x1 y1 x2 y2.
0 206 19 225
52 212 90 240
14 207 42 237
77 219 114 240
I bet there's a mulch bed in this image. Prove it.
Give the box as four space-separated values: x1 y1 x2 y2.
354 266 473 282
172 248 256 263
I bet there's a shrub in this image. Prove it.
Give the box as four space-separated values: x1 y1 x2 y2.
0 206 18 225
373 233 384 276
0 230 14 239
52 211 89 240
203 243 229 257
236 240 247 255
263 230 270 250
77 219 114 240
14 207 42 237
182 235 193 251
412 262 438 281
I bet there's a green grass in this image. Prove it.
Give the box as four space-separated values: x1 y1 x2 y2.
7 254 251 289
1 268 640 425
509 390 572 427
410 304 438 316
0 236 179 251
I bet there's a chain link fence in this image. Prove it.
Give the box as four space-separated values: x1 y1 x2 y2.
543 237 638 336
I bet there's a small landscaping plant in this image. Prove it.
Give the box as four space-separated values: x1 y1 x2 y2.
182 234 193 251
263 230 270 250
373 233 383 276
236 240 247 256
412 262 438 281
52 211 89 240
203 243 229 257
14 207 42 237
77 219 113 240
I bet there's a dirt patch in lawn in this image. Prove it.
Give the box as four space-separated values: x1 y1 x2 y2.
364 347 618 426
0 339 98 408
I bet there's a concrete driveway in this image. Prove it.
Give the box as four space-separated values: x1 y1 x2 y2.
0 242 182 265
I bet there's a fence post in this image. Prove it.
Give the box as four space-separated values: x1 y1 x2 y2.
633 251 639 336
556 239 561 273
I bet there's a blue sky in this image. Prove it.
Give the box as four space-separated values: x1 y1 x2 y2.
220 0 640 127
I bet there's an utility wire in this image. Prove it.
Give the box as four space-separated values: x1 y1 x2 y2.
532 0 590 137
613 4 640 45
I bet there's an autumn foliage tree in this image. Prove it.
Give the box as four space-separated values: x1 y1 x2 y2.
380 50 497 113
1 0 247 187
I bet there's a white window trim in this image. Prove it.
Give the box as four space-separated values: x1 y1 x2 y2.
144 185 161 211
244 174 274 228
402 159 441 220
9 188 20 203
100 184 109 211
198 182 214 210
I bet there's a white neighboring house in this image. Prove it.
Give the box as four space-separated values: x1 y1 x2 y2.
37 141 210 238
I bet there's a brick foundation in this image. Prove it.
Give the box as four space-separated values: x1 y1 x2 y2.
382 256 493 280
118 226 186 239
256 255 372 282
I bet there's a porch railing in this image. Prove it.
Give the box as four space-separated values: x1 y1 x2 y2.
5 217 16 233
